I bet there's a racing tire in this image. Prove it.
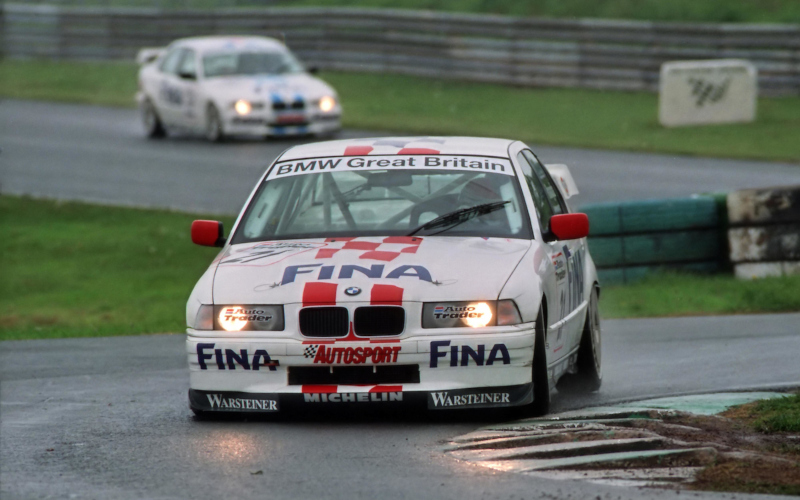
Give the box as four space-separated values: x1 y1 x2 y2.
141 99 166 138
559 286 602 392
205 104 225 143
527 306 551 417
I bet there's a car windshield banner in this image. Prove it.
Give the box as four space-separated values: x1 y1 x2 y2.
267 155 515 180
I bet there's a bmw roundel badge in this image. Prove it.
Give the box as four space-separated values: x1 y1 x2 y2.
344 287 362 296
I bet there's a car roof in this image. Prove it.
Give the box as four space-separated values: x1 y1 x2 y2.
170 36 286 54
278 137 516 161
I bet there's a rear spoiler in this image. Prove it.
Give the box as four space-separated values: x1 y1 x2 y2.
545 164 579 199
136 48 166 65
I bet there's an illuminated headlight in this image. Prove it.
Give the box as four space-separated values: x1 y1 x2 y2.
318 96 336 112
234 99 252 116
422 300 521 328
214 305 284 332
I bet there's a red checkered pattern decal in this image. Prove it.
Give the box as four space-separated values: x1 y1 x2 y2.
341 138 445 156
314 236 422 263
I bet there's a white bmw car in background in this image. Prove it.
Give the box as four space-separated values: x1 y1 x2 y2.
136 36 341 141
186 137 601 416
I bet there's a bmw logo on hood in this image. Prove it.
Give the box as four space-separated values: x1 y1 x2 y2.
344 287 361 296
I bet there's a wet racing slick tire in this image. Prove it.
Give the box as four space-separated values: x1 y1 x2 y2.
527 305 551 417
142 98 166 138
205 104 225 143
559 286 602 392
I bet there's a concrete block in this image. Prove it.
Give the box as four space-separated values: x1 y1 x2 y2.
728 225 800 263
727 185 800 225
659 59 757 127
734 262 800 279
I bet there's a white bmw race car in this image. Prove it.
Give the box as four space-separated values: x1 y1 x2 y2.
136 36 342 141
186 137 601 416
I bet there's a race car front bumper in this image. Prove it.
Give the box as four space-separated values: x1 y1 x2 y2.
222 110 341 137
186 327 536 412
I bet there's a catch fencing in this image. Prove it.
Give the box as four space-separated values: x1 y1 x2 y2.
2 3 799 96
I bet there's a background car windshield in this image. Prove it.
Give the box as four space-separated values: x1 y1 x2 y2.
232 168 532 243
203 51 304 77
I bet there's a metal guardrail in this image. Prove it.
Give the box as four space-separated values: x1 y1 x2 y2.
3 3 799 96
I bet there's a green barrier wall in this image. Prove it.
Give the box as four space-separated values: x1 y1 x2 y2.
581 196 725 285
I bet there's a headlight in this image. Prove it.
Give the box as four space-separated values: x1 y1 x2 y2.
214 305 284 332
422 300 522 328
423 301 495 328
319 96 336 112
234 99 252 115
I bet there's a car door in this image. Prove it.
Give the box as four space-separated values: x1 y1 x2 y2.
172 48 202 128
516 150 586 360
155 47 186 126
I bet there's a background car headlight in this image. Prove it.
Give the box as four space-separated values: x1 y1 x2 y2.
234 100 252 115
319 96 336 112
422 301 497 328
213 305 284 332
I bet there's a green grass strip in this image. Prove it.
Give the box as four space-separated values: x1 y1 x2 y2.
3 196 800 340
752 393 800 433
0 196 233 340
19 0 800 23
600 271 800 318
1 60 799 162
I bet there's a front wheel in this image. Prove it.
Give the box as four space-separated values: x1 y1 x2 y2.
205 104 225 143
526 305 551 416
560 287 602 392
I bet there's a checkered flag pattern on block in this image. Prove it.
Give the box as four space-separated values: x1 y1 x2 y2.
303 345 319 359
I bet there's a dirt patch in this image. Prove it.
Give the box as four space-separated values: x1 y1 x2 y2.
692 460 800 496
629 412 800 495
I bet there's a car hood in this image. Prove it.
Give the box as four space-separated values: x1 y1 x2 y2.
212 236 532 305
203 73 335 102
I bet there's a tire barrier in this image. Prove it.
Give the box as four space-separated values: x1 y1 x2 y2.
581 197 723 285
727 185 800 279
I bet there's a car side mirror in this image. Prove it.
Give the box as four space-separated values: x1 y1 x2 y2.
549 213 589 241
179 71 197 80
191 220 226 247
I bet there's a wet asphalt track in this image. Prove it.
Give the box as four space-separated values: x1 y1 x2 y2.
3 313 799 500
2 99 800 500
1 99 799 214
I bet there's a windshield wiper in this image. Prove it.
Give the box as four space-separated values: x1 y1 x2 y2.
406 201 509 236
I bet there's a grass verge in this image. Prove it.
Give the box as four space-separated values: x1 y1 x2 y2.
1 60 799 162
688 393 800 496
20 0 800 23
3 196 800 340
724 393 800 434
0 196 233 340
599 271 800 318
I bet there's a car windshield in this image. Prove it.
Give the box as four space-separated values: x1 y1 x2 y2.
230 155 532 243
203 51 304 78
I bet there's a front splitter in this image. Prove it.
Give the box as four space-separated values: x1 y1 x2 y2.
189 384 533 413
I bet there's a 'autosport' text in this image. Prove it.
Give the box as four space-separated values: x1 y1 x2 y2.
304 344 401 364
